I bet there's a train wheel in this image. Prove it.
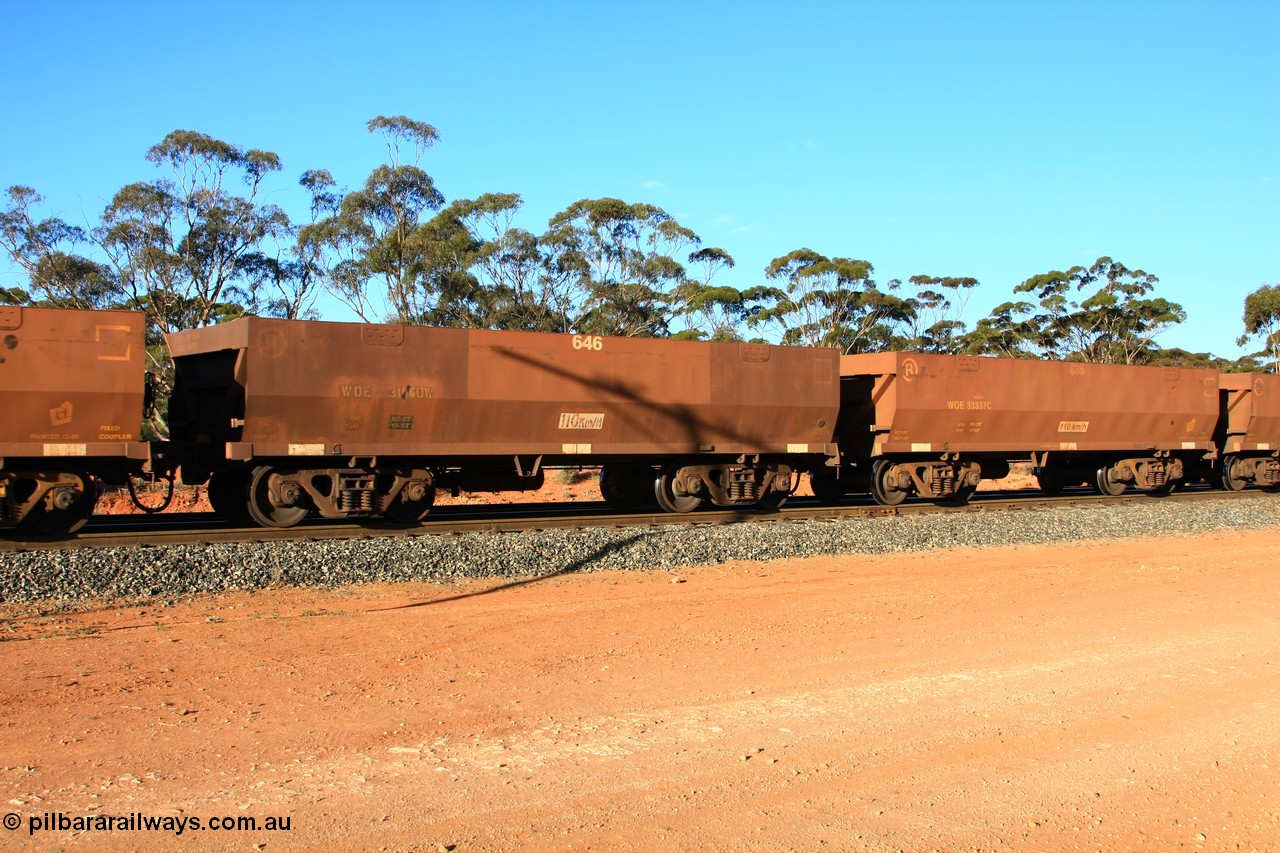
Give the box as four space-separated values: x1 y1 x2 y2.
384 496 434 522
207 470 251 524
383 474 435 523
1035 469 1064 496
599 466 624 508
1220 456 1247 491
1095 464 1126 497
870 459 908 506
654 467 703 513
17 471 96 535
600 465 653 511
808 469 845 504
757 471 794 511
245 466 309 528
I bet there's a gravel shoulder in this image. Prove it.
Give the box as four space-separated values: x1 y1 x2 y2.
4 492 1279 607
2 498 1279 851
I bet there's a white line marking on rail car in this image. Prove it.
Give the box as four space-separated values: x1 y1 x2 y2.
43 443 87 456
288 444 325 455
558 413 605 430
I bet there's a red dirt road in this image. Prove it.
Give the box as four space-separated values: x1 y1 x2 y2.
2 528 1278 851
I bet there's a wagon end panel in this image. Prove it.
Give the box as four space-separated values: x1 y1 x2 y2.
167 319 251 480
707 343 840 456
1220 373 1280 453
1 306 150 532
0 306 148 457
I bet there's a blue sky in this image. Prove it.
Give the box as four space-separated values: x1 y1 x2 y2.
2 0 1276 357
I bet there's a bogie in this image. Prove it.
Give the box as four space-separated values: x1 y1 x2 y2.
8 471 97 535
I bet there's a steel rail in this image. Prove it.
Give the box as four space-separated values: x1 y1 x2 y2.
0 485 1266 554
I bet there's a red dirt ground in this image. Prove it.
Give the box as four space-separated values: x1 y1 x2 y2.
1 525 1277 851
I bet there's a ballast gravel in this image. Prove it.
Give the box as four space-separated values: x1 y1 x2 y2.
2 495 1278 608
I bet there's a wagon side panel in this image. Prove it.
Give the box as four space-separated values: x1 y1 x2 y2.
838 353 1218 456
169 320 840 463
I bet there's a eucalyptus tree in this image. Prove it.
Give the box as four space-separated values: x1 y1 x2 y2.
417 192 567 331
999 257 1185 363
899 274 978 353
960 299 1042 358
745 249 914 352
1237 283 1280 373
226 168 340 323
669 247 747 341
540 198 699 337
481 224 561 331
0 186 120 309
86 130 293 436
1146 347 1232 370
297 116 446 323
93 128 293 338
95 130 291 338
236 251 321 321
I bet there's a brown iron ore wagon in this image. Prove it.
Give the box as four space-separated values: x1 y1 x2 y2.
166 318 841 527
0 306 150 533
1217 372 1280 491
821 353 1220 505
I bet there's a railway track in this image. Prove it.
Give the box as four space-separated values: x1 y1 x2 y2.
0 485 1260 553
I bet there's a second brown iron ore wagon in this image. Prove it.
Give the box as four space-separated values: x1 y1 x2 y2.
166 317 841 526
823 352 1220 504
1218 372 1280 490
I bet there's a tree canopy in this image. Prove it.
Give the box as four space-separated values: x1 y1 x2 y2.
745 249 914 352
1 118 1271 376
962 257 1187 364
1238 284 1280 373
